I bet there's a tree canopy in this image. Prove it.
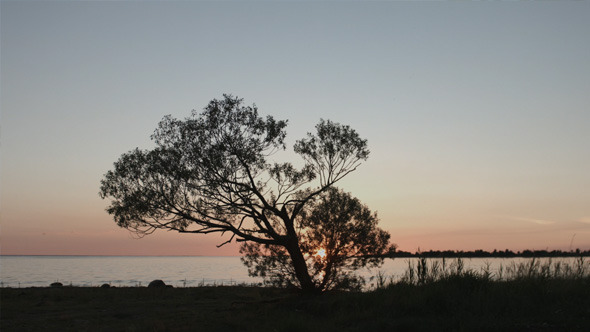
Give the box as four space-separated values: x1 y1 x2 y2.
100 94 393 292
241 187 393 290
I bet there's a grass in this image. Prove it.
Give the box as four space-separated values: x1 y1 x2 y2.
389 256 589 286
2 258 589 331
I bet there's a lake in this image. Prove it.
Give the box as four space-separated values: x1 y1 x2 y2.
0 255 581 288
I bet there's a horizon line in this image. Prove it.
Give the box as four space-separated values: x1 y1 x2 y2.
2 247 589 258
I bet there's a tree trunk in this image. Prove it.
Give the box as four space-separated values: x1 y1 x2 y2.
284 236 317 293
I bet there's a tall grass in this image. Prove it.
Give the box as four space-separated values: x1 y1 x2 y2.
375 256 589 288
502 256 588 280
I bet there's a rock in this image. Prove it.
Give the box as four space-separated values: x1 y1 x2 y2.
100 283 111 288
50 282 63 288
148 279 166 288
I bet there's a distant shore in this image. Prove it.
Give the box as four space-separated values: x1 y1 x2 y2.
386 248 590 258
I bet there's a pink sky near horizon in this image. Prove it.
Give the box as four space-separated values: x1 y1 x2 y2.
2 2 589 256
2 206 588 255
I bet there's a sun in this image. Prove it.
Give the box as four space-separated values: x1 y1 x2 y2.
315 248 327 259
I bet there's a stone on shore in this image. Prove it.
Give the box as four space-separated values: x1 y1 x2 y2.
148 280 167 288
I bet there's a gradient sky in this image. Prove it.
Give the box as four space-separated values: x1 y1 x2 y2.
2 1 589 255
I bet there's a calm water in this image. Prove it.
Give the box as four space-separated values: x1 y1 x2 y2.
0 256 259 288
0 255 578 288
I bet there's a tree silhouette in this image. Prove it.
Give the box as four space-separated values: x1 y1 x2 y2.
241 187 393 291
99 94 392 292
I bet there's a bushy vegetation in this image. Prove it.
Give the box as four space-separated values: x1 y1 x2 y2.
241 187 393 292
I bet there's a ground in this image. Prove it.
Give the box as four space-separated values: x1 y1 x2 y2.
1 279 589 331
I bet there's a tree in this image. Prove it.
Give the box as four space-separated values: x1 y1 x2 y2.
99 94 393 292
240 187 394 291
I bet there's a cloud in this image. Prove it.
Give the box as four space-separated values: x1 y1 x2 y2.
578 217 590 224
503 216 556 225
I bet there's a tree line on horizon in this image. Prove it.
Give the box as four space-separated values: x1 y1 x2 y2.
386 248 590 258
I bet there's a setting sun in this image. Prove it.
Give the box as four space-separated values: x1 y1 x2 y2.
315 248 327 259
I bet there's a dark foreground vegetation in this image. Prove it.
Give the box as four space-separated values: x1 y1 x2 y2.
2 279 589 331
2 258 589 332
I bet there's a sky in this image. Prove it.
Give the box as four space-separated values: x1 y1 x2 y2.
1 1 589 256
